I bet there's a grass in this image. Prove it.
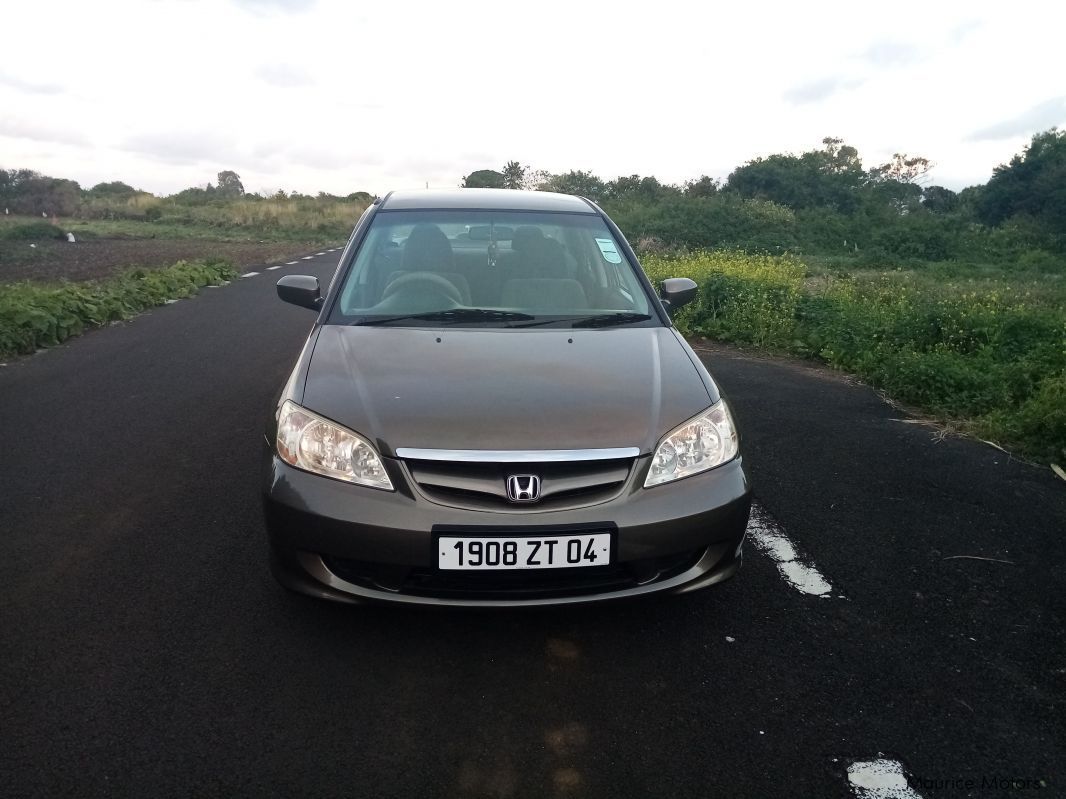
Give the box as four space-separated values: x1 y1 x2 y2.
642 250 1066 464
69 218 307 243
1 198 365 244
0 258 238 359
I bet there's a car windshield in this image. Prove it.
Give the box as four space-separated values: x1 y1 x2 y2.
330 209 656 327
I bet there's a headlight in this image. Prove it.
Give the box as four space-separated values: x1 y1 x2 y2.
644 401 738 487
276 400 393 490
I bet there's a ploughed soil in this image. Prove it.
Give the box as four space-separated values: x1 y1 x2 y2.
0 238 339 283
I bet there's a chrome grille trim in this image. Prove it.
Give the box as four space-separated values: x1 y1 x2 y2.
394 447 641 463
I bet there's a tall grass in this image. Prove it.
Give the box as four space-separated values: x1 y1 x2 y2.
643 251 1066 462
161 198 365 236
72 195 370 240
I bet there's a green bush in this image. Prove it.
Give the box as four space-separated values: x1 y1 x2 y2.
979 373 1066 462
643 250 804 347
0 221 65 241
1015 248 1065 273
0 258 237 358
609 196 798 252
870 215 957 261
641 250 1066 462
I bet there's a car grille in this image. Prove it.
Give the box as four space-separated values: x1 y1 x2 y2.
322 548 703 601
403 456 634 511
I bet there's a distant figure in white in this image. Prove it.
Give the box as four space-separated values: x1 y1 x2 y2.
66 232 76 243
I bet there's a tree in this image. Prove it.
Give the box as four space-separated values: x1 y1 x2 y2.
0 168 81 215
868 153 933 184
605 175 680 202
863 178 924 215
88 181 138 197
820 137 862 174
216 170 245 199
502 161 526 190
537 170 607 202
0 169 37 205
169 185 215 205
684 175 720 198
725 139 865 213
922 185 959 214
975 128 1066 241
462 169 505 189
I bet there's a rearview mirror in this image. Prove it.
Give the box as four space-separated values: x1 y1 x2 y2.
660 277 698 313
277 275 323 310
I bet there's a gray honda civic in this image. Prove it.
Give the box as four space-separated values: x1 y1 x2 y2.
263 188 751 606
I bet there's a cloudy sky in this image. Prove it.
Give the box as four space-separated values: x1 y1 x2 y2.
2 0 1064 196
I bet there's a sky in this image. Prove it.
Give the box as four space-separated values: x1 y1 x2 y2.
2 0 1064 196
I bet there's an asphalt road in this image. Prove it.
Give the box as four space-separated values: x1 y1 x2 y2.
1 251 1063 798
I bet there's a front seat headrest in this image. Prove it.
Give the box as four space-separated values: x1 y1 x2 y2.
403 224 454 272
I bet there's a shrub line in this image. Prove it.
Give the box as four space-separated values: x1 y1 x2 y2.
0 258 238 359
642 250 1066 463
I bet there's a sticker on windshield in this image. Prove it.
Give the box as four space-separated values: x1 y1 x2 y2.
595 238 623 264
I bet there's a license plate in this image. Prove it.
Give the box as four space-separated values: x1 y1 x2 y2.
437 533 612 570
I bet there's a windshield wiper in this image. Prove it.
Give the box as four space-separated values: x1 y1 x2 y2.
569 312 653 328
351 308 536 326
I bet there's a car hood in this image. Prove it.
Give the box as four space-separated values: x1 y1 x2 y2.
300 325 716 456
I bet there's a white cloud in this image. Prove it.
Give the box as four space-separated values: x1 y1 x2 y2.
861 40 924 68
0 117 88 146
950 19 984 43
0 70 65 95
969 97 1066 141
229 0 317 13
1 0 1064 193
121 130 243 166
784 77 865 105
253 63 316 89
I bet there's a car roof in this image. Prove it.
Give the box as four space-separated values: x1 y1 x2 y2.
379 188 597 214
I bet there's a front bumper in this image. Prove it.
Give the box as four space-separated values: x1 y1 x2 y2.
262 448 751 607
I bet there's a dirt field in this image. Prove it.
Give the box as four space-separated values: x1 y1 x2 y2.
0 237 340 283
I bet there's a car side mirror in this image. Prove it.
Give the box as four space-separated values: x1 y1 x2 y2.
277 275 323 310
660 277 698 313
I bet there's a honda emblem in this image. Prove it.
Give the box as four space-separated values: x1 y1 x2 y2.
506 474 541 502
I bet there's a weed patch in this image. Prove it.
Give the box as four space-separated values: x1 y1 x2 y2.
0 258 237 359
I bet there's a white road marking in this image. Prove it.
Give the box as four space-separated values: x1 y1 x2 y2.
267 265 282 270
241 271 259 278
301 256 314 260
315 252 326 256
747 504 835 597
847 760 922 798
285 260 298 265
